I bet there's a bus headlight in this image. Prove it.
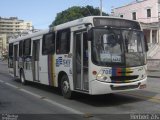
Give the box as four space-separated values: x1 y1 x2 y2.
96 74 108 82
140 74 147 80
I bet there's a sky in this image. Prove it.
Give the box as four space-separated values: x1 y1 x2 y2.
0 0 134 29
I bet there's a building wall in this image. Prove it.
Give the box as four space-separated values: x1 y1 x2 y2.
113 0 159 23
113 0 160 58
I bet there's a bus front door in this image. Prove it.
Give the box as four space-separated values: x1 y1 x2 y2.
32 40 40 82
74 32 89 91
13 44 18 77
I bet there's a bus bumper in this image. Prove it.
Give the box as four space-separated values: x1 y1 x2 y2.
90 77 147 95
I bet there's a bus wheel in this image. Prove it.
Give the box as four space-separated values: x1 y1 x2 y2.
61 75 73 99
20 70 26 85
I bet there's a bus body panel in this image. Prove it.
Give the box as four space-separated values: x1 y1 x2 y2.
89 64 147 94
39 35 55 86
55 54 73 88
90 77 147 95
13 42 19 78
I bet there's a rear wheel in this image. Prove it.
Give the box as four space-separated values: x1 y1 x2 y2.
61 75 73 99
20 70 26 85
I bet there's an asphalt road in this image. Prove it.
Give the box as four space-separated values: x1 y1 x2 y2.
0 61 160 120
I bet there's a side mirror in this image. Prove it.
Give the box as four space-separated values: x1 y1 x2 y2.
87 29 92 41
141 32 148 52
144 35 149 52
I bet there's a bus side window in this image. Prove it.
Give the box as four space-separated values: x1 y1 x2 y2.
56 29 70 54
9 43 13 57
8 43 13 68
83 32 88 67
42 32 55 55
19 41 23 57
23 39 31 56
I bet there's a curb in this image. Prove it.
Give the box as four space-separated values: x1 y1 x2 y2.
148 76 160 78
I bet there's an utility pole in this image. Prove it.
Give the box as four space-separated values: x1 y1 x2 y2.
100 0 102 16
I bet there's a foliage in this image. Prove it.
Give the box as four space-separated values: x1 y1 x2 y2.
50 5 108 27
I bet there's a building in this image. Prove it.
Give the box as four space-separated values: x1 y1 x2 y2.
0 34 7 57
112 0 160 58
0 17 32 35
0 17 32 57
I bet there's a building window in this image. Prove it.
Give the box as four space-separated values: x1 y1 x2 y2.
147 9 151 18
120 15 123 18
132 12 136 20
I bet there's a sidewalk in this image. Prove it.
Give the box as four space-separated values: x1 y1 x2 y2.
147 70 160 78
0 60 8 64
147 59 160 78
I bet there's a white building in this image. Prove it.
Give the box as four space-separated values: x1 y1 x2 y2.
113 0 160 58
0 17 32 56
0 17 32 35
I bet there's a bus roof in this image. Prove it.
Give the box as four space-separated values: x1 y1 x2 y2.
53 16 140 31
9 16 140 44
9 29 49 43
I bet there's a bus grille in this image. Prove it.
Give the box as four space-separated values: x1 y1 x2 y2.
110 75 139 83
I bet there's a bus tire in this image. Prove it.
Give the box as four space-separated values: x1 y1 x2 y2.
20 70 26 85
61 75 73 99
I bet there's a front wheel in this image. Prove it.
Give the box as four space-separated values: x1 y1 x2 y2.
61 75 73 99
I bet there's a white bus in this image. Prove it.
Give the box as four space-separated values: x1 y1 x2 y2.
8 16 148 98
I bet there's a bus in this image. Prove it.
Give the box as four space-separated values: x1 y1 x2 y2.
8 16 148 99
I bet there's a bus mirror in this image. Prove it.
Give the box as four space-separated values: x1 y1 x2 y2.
144 35 149 52
88 29 92 41
141 32 148 52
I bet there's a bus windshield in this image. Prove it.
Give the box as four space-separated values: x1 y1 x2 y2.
92 28 146 67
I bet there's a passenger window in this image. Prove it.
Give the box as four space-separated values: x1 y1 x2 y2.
9 43 13 57
23 39 31 56
42 32 55 55
56 29 70 54
19 41 23 57
83 32 88 67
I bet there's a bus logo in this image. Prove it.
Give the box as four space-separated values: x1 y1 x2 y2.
56 57 63 67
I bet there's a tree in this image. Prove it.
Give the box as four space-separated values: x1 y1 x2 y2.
50 5 108 27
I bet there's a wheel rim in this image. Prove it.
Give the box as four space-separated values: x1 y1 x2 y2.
62 81 69 94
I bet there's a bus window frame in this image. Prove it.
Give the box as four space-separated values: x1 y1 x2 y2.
56 28 71 54
23 38 31 56
9 43 14 57
19 40 23 57
42 32 55 55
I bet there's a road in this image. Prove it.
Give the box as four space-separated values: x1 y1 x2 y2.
0 61 160 120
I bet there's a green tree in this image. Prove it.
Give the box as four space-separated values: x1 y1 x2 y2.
50 5 108 27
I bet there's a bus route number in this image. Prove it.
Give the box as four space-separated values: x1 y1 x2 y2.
102 69 112 75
